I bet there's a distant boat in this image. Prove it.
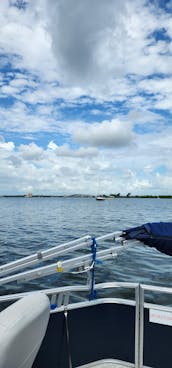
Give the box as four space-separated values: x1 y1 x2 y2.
96 196 105 201
96 177 105 200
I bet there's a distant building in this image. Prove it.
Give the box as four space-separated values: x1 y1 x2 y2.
25 192 32 198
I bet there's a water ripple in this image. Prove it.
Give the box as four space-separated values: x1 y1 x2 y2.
0 197 172 300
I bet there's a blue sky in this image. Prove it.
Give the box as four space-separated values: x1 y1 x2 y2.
0 0 172 195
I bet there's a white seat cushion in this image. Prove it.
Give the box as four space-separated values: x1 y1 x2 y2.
0 292 50 368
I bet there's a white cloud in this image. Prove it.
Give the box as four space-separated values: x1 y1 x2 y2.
46 0 124 85
0 0 171 107
0 0 57 82
72 119 134 148
48 142 98 158
138 77 172 111
46 0 172 88
18 143 44 160
0 1 171 95
0 85 19 96
0 129 171 195
0 140 15 151
0 1 171 195
48 141 58 151
0 101 56 132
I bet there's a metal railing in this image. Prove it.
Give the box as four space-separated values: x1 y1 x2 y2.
0 281 172 367
139 284 172 368
0 231 134 285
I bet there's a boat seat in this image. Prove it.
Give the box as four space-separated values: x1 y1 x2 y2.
0 292 50 368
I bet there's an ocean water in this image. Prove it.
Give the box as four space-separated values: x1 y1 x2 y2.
0 197 172 303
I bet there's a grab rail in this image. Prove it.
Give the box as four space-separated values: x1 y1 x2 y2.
0 233 135 286
1 281 172 367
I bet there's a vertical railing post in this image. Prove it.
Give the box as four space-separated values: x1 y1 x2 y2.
139 285 144 368
89 237 97 300
135 284 144 368
135 285 140 368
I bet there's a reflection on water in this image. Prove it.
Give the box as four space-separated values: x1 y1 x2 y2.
0 197 172 304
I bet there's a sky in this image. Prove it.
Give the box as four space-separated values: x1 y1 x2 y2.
0 0 172 196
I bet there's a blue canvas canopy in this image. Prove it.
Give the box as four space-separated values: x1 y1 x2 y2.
122 222 172 256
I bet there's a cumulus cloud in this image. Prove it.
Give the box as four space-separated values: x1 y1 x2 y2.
47 0 126 85
0 128 172 195
0 1 171 195
46 0 172 88
72 119 134 148
0 0 57 82
138 77 172 112
18 143 44 160
0 1 171 105
0 101 57 133
0 140 15 151
48 142 98 158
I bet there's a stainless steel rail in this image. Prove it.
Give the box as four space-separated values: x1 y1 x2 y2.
1 281 172 367
139 284 172 368
0 232 123 277
0 236 134 286
0 282 139 367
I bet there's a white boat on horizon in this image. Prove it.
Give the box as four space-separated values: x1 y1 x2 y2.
96 196 105 200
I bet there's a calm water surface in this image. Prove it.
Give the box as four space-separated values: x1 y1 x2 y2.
0 197 172 303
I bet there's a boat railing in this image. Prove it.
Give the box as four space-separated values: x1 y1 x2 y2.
138 283 172 368
0 231 136 286
1 281 172 367
1 222 172 367
0 281 138 303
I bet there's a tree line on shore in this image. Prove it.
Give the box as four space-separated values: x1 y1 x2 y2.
1 194 172 198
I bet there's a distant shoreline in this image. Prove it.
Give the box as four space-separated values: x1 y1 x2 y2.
1 195 172 199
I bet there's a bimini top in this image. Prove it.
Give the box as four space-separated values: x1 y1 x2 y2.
123 222 172 256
